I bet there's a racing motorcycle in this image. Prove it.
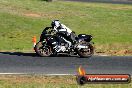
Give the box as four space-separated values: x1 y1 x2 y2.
34 27 94 58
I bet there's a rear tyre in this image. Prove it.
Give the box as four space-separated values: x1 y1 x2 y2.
35 42 52 57
76 42 94 58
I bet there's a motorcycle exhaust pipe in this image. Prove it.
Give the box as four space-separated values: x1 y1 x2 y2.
77 45 88 49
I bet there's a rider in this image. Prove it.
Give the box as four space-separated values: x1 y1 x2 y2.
51 20 76 45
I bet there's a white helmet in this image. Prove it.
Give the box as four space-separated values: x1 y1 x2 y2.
51 20 61 29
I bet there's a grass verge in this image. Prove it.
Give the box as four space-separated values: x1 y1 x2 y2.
0 0 132 55
0 75 131 88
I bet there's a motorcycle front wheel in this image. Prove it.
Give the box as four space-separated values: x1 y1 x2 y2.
76 42 94 58
34 42 52 57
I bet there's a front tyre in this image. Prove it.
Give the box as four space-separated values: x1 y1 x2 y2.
35 42 52 57
76 42 94 58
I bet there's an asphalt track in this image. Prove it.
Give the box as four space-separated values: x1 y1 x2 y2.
0 52 132 75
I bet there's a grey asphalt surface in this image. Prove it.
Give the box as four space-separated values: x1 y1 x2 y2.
0 52 132 75
64 0 132 4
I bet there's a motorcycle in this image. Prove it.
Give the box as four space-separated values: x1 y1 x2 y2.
34 27 94 58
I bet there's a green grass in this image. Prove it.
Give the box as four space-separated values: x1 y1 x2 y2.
0 0 132 53
0 75 131 88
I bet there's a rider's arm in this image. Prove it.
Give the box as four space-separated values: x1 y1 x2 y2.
42 27 52 34
61 24 72 34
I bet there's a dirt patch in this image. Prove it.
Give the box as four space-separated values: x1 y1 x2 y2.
110 50 132 55
108 6 132 10
95 49 132 56
115 50 129 55
99 50 132 56
23 12 55 18
24 13 41 17
95 44 132 56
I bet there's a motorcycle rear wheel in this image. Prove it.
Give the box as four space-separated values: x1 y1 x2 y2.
35 42 52 57
76 42 94 58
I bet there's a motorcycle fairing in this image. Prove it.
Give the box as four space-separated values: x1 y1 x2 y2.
78 34 92 42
